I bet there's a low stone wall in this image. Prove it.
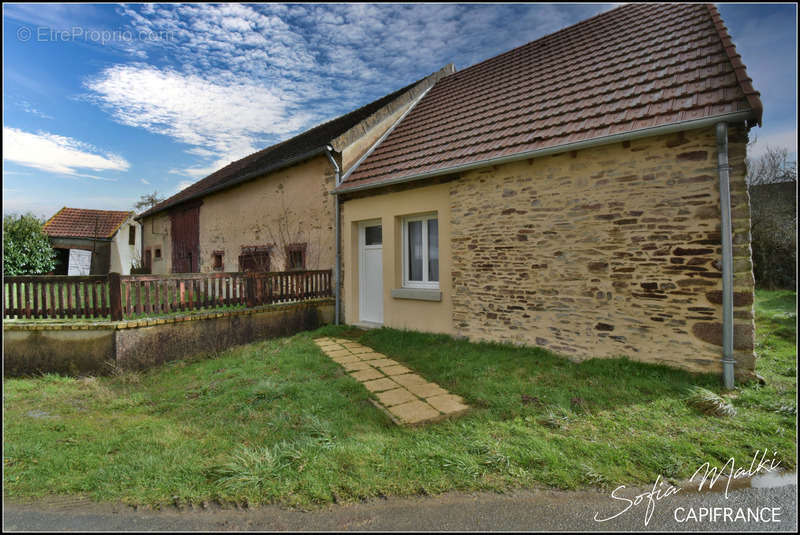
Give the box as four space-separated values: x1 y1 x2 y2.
3 299 334 376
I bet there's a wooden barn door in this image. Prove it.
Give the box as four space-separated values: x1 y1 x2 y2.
170 202 201 273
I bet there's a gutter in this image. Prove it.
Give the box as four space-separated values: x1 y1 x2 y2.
324 146 342 325
716 122 735 389
324 85 435 325
334 110 755 194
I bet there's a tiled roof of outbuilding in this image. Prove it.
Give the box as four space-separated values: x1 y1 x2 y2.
43 208 134 239
339 3 762 191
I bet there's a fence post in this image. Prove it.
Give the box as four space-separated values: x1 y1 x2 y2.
109 273 123 321
245 273 256 308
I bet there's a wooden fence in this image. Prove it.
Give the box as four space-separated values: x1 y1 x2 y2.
3 270 333 321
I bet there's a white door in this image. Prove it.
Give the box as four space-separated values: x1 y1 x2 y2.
68 249 92 275
359 221 383 324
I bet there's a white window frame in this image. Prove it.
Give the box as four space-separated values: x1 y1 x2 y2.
402 213 439 289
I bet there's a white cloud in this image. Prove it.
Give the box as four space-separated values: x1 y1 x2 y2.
85 64 313 177
176 180 194 192
18 100 53 119
2 127 129 177
749 129 798 158
81 3 614 180
140 178 151 185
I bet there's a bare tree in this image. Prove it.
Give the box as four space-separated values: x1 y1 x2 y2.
746 143 797 187
135 191 166 211
262 186 323 272
746 139 797 289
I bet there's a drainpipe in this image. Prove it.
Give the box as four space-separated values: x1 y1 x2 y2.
716 122 735 389
324 146 341 325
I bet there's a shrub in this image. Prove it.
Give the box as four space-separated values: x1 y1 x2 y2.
3 213 56 275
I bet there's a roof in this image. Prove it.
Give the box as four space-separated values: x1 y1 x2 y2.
138 69 451 219
339 3 763 192
43 207 134 240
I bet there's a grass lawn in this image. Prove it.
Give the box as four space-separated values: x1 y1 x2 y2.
3 290 796 507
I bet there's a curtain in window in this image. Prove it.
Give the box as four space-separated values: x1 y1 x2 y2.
408 220 423 280
428 219 438 281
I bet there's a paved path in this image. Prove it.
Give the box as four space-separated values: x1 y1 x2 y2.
314 337 469 425
4 482 796 531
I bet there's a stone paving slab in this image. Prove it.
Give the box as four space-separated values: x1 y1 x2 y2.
341 361 374 372
350 368 384 382
391 373 428 387
404 382 448 399
369 358 399 368
314 338 470 426
426 394 470 415
376 388 418 407
325 349 352 358
332 355 361 365
387 400 441 424
381 365 411 376
362 377 400 392
356 352 385 361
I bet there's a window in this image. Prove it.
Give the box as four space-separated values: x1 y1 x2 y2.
239 246 271 272
128 225 136 245
286 243 307 270
154 248 162 259
365 225 382 245
212 250 224 271
402 214 438 289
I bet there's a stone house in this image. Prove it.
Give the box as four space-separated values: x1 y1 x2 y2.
43 207 140 275
333 3 761 380
136 66 454 276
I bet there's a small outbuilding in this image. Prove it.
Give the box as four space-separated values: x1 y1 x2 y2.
42 207 140 275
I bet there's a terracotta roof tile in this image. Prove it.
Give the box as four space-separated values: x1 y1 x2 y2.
43 208 134 239
340 3 762 191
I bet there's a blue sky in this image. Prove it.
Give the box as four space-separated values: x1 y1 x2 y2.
3 3 797 219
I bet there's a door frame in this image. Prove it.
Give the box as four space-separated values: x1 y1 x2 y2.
358 219 383 324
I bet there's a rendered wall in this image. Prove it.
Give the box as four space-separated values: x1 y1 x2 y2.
198 155 336 273
109 217 141 274
341 181 454 335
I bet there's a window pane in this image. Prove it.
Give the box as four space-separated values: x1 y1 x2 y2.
365 225 382 245
408 220 423 281
427 218 439 282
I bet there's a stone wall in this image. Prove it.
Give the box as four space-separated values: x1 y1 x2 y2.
749 180 797 288
449 125 756 378
3 299 334 376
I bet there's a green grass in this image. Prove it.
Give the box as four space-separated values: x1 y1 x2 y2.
3 291 796 507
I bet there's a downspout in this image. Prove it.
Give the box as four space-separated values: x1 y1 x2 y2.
324 146 341 325
716 122 735 388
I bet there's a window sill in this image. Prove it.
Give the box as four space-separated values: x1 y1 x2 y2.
391 288 442 302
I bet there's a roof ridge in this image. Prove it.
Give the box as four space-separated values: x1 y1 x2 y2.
42 206 66 231
446 3 630 81
341 3 760 190
43 207 135 239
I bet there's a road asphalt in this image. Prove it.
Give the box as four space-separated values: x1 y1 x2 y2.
4 476 797 531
